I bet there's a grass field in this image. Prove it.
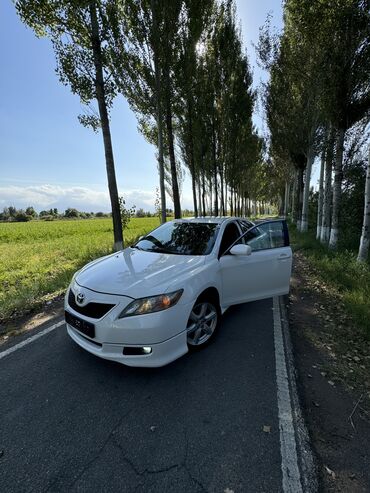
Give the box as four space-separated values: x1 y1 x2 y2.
290 225 370 339
0 217 159 322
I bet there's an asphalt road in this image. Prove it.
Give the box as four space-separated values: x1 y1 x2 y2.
0 299 287 493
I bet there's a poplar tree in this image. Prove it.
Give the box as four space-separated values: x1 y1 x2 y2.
16 0 124 249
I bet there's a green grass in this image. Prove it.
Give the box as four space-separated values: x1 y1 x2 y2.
290 225 370 338
0 217 159 322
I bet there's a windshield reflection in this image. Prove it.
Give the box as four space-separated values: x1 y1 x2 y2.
134 222 219 256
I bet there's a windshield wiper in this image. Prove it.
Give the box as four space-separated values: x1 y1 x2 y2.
148 246 187 255
148 247 172 254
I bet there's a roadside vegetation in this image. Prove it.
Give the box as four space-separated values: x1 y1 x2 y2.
0 204 177 223
290 225 370 339
257 0 370 263
0 217 158 323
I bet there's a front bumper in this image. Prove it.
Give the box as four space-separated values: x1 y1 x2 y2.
67 324 188 367
65 284 191 367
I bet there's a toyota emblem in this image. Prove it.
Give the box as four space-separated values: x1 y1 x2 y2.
76 292 85 305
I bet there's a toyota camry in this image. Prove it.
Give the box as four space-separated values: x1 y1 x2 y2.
65 217 292 367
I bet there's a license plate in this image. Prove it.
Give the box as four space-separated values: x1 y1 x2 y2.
65 311 95 338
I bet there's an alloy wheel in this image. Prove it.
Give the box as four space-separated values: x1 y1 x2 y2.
187 301 218 346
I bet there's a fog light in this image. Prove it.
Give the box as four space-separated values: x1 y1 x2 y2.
122 346 152 356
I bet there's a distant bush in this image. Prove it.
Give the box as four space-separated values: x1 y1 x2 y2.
25 206 37 217
64 208 80 218
14 211 32 222
40 215 55 221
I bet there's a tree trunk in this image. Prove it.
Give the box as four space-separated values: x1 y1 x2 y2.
197 179 202 216
294 167 304 228
291 172 297 223
284 181 290 218
164 99 181 218
151 6 166 225
208 177 211 215
187 100 198 217
212 118 218 216
202 172 206 217
220 170 225 215
301 146 314 232
316 150 325 239
320 135 333 243
357 146 370 262
190 175 197 216
89 2 123 251
329 128 345 249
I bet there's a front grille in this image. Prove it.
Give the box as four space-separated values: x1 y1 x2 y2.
68 289 115 319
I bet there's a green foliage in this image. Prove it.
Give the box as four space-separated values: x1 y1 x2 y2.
16 0 117 128
119 196 136 230
14 211 32 222
154 187 161 220
0 217 158 321
258 0 370 228
339 140 368 250
39 208 59 217
64 207 79 218
290 224 370 338
40 215 55 221
0 206 35 222
25 206 37 217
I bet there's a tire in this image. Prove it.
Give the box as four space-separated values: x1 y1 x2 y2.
186 296 220 350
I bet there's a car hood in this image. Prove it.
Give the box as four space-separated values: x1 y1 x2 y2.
76 247 206 298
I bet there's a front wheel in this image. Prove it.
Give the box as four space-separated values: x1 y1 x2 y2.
186 300 219 349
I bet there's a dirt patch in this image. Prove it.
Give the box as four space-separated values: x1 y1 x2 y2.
0 294 64 346
289 252 370 492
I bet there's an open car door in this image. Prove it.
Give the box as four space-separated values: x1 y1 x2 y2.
219 220 292 306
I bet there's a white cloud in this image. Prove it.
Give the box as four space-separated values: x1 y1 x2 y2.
0 184 193 212
0 184 110 212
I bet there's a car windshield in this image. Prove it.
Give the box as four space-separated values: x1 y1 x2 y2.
134 222 219 255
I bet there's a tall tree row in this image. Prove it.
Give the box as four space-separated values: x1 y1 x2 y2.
259 0 370 261
117 0 261 218
16 0 266 241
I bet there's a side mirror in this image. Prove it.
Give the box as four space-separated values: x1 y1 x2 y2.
229 244 252 256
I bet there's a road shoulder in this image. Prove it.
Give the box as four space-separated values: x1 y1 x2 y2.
288 253 370 492
0 296 64 350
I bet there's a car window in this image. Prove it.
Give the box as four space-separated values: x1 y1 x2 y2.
244 221 286 251
238 219 254 233
219 222 241 256
135 222 219 255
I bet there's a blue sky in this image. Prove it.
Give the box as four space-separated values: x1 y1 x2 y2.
0 1 284 213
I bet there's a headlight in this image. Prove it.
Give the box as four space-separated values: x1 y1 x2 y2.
118 289 183 318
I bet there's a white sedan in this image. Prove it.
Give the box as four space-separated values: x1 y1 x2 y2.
65 217 292 367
